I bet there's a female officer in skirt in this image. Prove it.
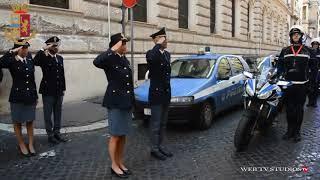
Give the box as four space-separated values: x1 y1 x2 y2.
93 33 134 178
0 39 38 157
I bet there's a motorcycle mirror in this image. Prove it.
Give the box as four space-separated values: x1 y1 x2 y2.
243 71 253 79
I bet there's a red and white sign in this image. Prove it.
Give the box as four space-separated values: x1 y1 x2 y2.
123 0 138 8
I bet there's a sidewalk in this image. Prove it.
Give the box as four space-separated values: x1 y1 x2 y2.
0 96 107 131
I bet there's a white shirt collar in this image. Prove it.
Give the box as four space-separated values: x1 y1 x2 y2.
15 55 26 62
116 53 123 57
159 49 165 54
48 51 57 58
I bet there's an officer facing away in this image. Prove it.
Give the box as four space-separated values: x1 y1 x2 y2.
277 25 318 142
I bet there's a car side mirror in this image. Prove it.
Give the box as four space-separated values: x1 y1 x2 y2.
145 70 149 80
243 71 253 79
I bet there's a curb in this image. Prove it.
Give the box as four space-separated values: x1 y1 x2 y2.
0 120 107 135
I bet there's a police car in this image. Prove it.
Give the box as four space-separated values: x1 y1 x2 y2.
134 48 250 130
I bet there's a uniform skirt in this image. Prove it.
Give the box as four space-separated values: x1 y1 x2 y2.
107 108 132 136
10 103 36 123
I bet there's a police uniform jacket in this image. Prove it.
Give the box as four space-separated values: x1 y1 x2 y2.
277 45 317 83
0 51 38 104
93 49 134 109
34 50 66 96
146 44 171 105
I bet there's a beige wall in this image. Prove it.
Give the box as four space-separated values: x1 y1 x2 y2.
0 0 297 113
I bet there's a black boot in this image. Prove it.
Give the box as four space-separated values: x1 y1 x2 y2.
293 133 301 142
159 147 173 157
48 136 60 144
54 134 68 142
150 150 166 160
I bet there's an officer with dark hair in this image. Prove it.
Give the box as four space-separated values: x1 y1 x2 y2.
0 39 38 156
34 36 67 144
147 27 173 160
277 25 318 142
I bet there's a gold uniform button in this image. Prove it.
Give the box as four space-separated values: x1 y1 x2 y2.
127 91 130 93
127 83 130 85
26 81 29 84
126 75 129 77
27 88 29 90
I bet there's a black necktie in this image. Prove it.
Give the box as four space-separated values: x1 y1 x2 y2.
23 59 27 64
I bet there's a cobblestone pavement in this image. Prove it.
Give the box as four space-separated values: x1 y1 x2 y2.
0 102 319 180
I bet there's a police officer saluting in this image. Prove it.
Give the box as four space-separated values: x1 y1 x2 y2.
277 25 318 142
147 27 173 160
34 36 67 144
306 38 320 107
94 33 134 178
0 39 38 156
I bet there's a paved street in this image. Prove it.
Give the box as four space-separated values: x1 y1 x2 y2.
0 99 319 180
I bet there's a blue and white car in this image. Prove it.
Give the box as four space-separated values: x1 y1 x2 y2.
134 50 250 130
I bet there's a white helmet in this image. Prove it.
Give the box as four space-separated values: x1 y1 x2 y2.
289 25 304 36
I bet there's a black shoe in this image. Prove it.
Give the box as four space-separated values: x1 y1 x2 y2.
110 168 128 178
151 150 166 160
17 145 30 157
121 168 132 175
311 104 318 108
54 134 68 142
48 136 60 144
159 147 173 157
27 144 36 156
293 133 301 142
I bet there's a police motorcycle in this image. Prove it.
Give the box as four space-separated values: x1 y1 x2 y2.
234 66 291 152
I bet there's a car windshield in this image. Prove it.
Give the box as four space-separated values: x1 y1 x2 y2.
171 59 216 78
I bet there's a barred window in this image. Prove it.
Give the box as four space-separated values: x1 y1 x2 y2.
30 0 69 9
128 0 147 22
178 0 188 29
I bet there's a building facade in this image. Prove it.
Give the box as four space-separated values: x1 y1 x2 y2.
298 0 319 38
0 0 299 113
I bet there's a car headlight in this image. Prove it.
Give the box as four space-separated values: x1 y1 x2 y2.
245 84 254 96
171 96 194 103
257 90 272 99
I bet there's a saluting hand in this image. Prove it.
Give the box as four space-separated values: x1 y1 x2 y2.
156 36 166 45
10 46 22 53
111 41 122 52
43 44 54 50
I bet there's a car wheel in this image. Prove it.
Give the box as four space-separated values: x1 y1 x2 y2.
197 101 214 130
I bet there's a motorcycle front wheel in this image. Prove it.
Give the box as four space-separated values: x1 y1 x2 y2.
234 110 256 152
